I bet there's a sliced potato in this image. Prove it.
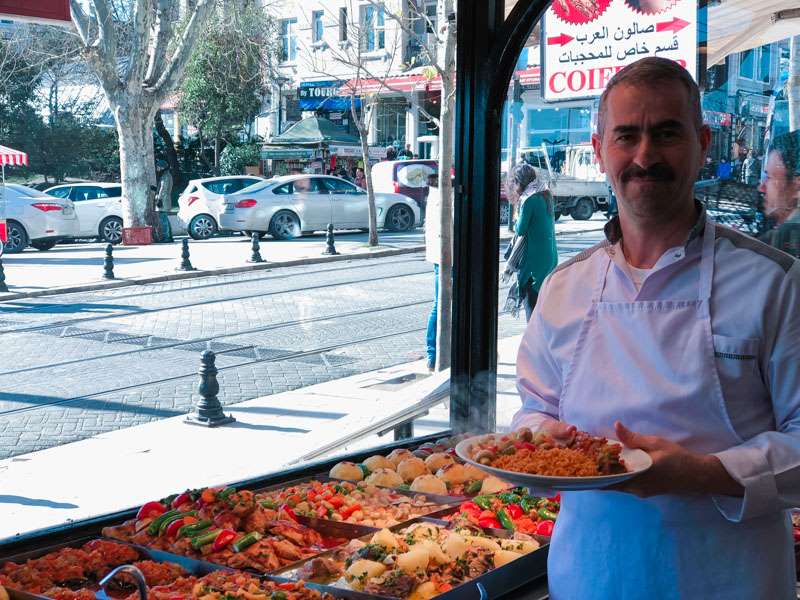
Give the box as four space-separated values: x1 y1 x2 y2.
480 475 510 494
396 547 430 574
499 538 539 554
462 534 501 552
442 531 468 560
409 581 438 600
493 549 523 568
405 521 441 542
419 538 449 565
370 528 399 551
346 559 387 586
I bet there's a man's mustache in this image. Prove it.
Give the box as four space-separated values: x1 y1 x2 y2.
621 164 675 182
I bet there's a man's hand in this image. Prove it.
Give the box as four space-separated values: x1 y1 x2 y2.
609 422 743 498
537 419 577 446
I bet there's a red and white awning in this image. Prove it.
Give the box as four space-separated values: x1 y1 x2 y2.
0 145 28 167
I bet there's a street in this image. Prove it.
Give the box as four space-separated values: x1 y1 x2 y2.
0 229 604 459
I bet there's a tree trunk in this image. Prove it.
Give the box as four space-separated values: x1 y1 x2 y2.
214 135 221 172
435 0 456 372
352 96 379 246
789 36 800 131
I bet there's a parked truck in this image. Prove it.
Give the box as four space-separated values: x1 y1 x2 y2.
521 144 610 220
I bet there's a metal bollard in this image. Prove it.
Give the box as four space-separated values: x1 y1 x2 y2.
177 238 195 271
185 350 235 427
247 232 265 263
323 223 338 255
0 255 7 293
103 244 115 279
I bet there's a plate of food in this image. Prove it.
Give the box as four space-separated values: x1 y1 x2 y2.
455 428 652 491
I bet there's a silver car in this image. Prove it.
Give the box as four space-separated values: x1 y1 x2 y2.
1 184 80 253
218 175 419 240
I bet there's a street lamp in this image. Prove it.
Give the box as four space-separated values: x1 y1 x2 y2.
273 75 292 137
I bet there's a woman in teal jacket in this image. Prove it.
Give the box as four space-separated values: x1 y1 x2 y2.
506 162 558 320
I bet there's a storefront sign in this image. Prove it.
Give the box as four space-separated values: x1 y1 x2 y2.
541 0 698 102
261 147 317 159
0 0 70 23
329 145 362 157
298 81 360 111
703 110 732 128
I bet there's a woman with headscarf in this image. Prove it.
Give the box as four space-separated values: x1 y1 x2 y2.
503 162 558 320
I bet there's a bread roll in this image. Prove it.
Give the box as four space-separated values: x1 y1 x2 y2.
436 463 469 485
463 463 488 481
386 448 414 467
424 452 455 473
480 475 511 494
329 461 364 481
0 586 9 600
409 474 448 495
397 457 428 482
363 455 395 472
364 467 404 488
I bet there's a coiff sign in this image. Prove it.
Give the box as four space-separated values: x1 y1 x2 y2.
0 0 71 24
541 0 699 102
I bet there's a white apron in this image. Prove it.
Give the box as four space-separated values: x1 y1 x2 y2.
548 220 794 599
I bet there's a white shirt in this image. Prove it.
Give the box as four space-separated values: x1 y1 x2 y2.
514 212 800 523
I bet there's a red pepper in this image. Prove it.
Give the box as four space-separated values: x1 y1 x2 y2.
306 490 317 501
547 494 561 503
535 520 555 537
522 442 537 451
277 583 297 591
171 492 191 509
212 529 237 552
478 517 502 529
340 503 362 519
328 494 345 509
478 510 496 520
281 504 300 523
316 505 328 519
506 504 524 519
794 528 800 543
460 501 481 514
136 501 166 520
165 518 186 538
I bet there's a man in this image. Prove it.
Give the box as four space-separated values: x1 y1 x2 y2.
424 173 441 371
398 144 413 159
759 131 800 257
514 57 799 598
742 149 760 186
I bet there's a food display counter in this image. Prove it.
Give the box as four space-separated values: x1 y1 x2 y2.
0 434 553 600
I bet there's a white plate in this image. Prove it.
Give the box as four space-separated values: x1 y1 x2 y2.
455 434 652 491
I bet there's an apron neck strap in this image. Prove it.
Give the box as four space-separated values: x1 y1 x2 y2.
592 245 613 303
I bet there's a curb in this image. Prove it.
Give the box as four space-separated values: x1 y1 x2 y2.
0 245 426 303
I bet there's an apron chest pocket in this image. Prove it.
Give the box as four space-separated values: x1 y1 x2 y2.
712 334 770 439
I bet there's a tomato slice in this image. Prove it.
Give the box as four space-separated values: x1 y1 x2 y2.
212 529 237 552
136 501 166 520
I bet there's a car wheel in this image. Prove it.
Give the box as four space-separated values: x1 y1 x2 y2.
99 216 123 244
188 214 217 240
4 221 28 253
499 201 510 225
245 230 266 239
31 240 57 251
570 197 594 221
269 210 301 240
385 204 415 232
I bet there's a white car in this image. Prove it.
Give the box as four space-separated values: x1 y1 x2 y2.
177 176 266 240
218 174 419 239
45 182 124 243
0 184 79 253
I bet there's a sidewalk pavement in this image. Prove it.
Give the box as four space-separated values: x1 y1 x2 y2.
0 335 524 542
0 217 606 302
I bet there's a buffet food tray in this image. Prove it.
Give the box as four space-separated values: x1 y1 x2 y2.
0 537 398 600
272 517 549 600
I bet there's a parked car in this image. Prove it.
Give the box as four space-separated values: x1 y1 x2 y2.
45 182 124 243
177 175 266 240
218 174 420 239
372 159 510 225
0 184 79 253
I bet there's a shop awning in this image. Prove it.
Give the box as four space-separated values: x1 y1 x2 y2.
270 116 360 145
707 3 800 66
0 144 28 167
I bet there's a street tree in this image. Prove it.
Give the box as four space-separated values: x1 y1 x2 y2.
70 0 215 237
179 4 279 172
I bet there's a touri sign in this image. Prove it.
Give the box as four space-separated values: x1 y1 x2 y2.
298 81 359 111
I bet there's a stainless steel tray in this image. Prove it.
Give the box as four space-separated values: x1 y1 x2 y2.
271 516 550 600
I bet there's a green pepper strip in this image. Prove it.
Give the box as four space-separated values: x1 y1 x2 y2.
520 496 538 514
146 509 182 536
472 495 494 510
465 480 483 495
358 464 370 479
190 528 223 550
232 531 263 552
217 487 236 501
178 519 212 539
158 511 196 536
496 508 515 531
537 507 559 521
260 499 278 510
498 493 522 505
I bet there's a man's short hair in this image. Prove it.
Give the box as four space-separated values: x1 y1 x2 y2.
770 131 800 179
597 57 703 137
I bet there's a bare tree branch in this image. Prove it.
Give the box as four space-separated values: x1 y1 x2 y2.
144 0 174 85
126 0 155 93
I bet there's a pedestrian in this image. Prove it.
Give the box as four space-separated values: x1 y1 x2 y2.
385 146 397 161
514 57 800 599
742 150 760 186
424 173 444 371
155 160 174 243
758 130 800 257
716 157 732 180
354 167 366 189
501 162 557 321
398 144 413 159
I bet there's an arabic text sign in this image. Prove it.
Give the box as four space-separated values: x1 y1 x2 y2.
542 0 698 102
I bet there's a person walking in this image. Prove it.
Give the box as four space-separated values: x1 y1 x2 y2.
502 162 557 320
424 174 446 371
742 150 760 185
